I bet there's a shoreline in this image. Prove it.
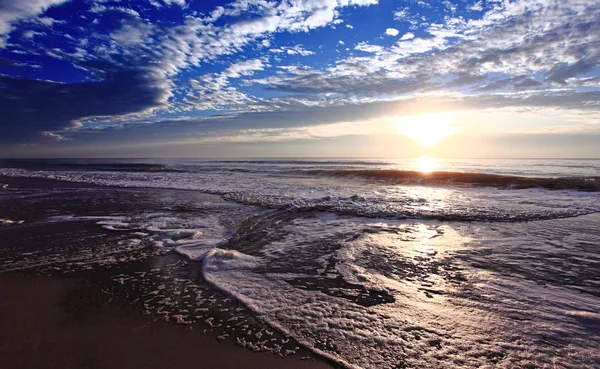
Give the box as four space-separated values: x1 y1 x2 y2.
0 176 337 369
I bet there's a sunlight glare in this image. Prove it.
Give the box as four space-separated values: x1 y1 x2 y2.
395 113 456 147
415 156 437 172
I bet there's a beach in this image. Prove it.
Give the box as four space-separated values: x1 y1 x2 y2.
1 158 600 368
2 0 600 366
0 273 333 369
0 176 334 369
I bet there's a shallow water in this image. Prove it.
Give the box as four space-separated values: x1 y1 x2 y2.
1 158 599 368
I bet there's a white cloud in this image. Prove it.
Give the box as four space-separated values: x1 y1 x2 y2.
469 1 483 11
393 8 408 20
148 0 162 8
0 0 70 47
37 16 63 26
90 4 139 17
41 131 66 141
385 28 399 36
162 0 186 6
111 20 154 46
399 32 414 41
354 42 384 54
223 58 266 78
93 0 600 122
270 45 315 56
442 0 457 13
393 7 422 29
22 30 44 39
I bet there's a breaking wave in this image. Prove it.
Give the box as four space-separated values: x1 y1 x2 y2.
316 169 600 191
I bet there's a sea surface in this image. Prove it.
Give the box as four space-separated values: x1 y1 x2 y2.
1 158 600 368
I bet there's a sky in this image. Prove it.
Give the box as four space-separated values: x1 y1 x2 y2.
0 0 599 158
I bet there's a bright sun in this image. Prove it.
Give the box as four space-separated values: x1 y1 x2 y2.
395 113 456 147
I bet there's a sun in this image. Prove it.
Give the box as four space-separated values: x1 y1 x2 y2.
395 113 456 147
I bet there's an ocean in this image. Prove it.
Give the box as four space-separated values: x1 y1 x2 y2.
1 158 599 368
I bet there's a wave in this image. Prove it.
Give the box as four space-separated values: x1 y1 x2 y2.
315 170 600 191
0 161 186 173
203 159 390 166
221 192 597 223
1 167 598 223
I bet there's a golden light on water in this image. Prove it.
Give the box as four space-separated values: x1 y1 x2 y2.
395 113 456 147
415 155 437 172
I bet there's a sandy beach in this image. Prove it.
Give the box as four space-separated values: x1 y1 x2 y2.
2 163 600 368
0 273 333 369
0 176 335 369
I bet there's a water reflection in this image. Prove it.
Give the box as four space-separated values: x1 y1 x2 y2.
415 156 437 173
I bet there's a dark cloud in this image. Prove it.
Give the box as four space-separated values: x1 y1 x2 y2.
545 58 599 85
476 75 542 92
0 62 169 143
260 69 434 97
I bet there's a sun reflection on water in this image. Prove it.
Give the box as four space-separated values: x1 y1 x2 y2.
415 156 437 173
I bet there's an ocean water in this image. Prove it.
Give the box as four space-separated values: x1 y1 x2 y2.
1 158 600 368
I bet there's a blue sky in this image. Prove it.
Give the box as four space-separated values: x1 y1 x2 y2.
0 0 599 158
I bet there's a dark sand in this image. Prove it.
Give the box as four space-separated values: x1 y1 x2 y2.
0 274 332 369
0 176 335 369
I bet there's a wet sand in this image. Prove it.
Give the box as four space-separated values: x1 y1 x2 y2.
0 273 332 369
0 176 335 369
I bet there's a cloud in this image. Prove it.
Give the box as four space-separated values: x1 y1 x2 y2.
469 1 483 11
41 131 66 141
49 89 600 152
162 0 186 7
270 45 315 56
0 0 380 143
37 16 63 26
399 32 414 41
385 28 399 36
0 0 70 46
0 62 170 143
260 0 600 101
222 58 266 78
111 19 154 46
90 4 140 18
1 0 599 152
393 9 408 21
22 30 45 39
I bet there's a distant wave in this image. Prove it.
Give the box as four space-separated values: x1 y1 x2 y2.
72 164 187 173
211 159 389 166
1 167 598 222
314 170 600 191
0 161 186 173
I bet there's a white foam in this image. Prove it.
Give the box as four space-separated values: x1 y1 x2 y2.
170 235 225 261
2 166 598 222
203 249 262 272
202 216 600 369
46 211 229 259
97 221 133 231
48 215 128 223
0 218 24 225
